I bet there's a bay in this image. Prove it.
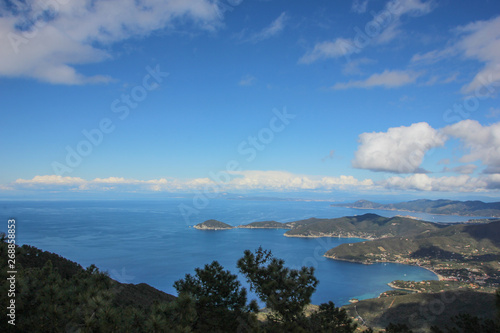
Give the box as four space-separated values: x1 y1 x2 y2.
0 199 478 306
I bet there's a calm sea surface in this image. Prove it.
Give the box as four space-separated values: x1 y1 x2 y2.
0 199 482 306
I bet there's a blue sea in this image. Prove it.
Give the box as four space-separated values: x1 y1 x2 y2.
0 199 482 306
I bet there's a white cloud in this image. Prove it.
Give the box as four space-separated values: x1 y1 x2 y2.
422 73 459 86
15 175 86 185
455 16 500 94
247 12 288 43
0 0 223 84
8 171 500 193
412 15 500 95
332 70 421 89
299 0 434 64
380 174 489 192
485 173 500 189
352 122 446 173
238 75 256 86
227 170 373 191
442 120 500 174
7 171 374 193
342 57 376 75
351 0 369 14
298 38 354 64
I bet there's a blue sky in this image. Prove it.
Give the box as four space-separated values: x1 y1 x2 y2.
1 0 500 200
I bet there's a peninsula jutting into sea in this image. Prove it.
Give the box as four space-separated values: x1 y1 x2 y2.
194 211 500 289
193 199 500 331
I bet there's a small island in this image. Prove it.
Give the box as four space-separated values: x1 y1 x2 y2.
193 219 234 230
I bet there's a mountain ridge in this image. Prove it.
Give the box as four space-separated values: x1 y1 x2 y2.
331 199 500 217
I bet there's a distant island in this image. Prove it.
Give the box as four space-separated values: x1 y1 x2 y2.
194 219 234 230
331 199 500 217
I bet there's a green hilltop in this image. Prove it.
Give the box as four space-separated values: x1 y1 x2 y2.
284 213 442 239
193 219 234 230
325 220 500 286
344 290 497 332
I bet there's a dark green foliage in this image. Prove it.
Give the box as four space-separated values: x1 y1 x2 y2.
428 288 500 333
497 288 500 322
307 301 358 332
0 234 172 332
174 260 257 332
385 323 413 332
237 247 318 324
18 244 84 279
430 313 500 333
145 294 197 333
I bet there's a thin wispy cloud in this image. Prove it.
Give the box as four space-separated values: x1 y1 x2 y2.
412 15 500 95
332 70 421 89
299 0 435 64
351 0 369 14
342 58 376 76
238 75 257 86
245 12 288 43
299 38 353 64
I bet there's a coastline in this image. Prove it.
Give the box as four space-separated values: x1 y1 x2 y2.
324 255 444 281
238 226 291 230
334 205 500 218
193 225 233 230
418 265 444 281
284 233 374 240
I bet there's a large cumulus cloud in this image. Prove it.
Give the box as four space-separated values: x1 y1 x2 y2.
352 122 446 173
